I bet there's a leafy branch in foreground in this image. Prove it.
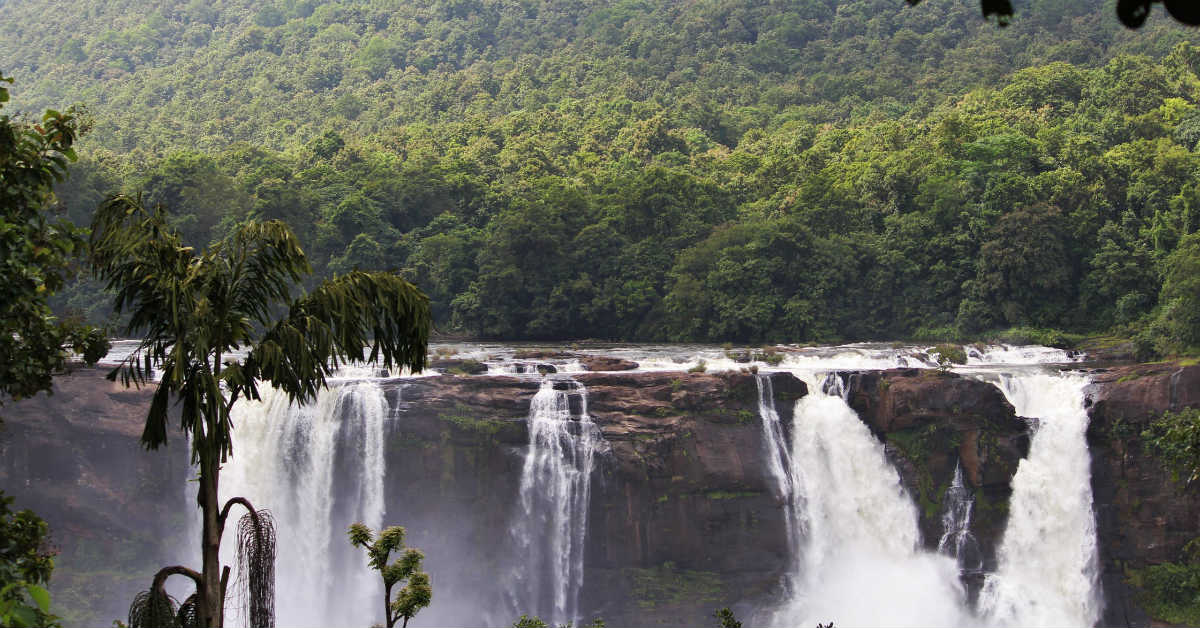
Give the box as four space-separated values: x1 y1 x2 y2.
0 71 106 411
0 492 60 628
347 523 432 628
90 194 431 627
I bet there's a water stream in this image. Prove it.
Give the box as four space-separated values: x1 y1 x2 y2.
976 372 1102 627
767 373 969 628
221 373 387 627
505 378 606 625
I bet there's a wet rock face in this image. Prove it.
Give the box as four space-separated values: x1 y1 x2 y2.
571 370 806 625
13 362 1164 626
1085 364 1200 627
0 368 191 627
843 369 1028 575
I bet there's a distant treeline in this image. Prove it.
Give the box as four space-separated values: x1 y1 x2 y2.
3 0 1197 351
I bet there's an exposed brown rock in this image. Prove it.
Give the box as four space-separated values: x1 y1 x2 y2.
428 358 489 374
13 362 1186 627
0 368 191 627
1085 364 1200 627
579 356 639 371
844 368 1027 575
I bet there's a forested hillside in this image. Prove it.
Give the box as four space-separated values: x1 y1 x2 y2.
3 0 1200 350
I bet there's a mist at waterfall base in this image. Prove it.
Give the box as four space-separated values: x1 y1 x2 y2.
182 344 1100 627
215 370 521 627
760 368 1100 628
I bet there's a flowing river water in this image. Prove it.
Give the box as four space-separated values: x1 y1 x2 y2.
135 342 1099 627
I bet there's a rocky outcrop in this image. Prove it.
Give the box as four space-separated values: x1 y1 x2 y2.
0 368 191 627
1086 364 1200 627
574 371 804 625
843 369 1028 576
5 362 1139 627
579 356 639 371
428 357 490 374
380 370 806 626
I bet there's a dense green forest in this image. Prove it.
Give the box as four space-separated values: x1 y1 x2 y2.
3 0 1200 351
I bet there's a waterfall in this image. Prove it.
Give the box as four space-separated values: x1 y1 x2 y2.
221 374 388 627
756 374 796 535
770 374 969 628
977 372 1102 627
507 378 605 625
937 462 983 574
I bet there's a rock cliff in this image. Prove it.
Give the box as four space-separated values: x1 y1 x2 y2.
1086 364 1200 627
0 369 191 627
1 362 1183 626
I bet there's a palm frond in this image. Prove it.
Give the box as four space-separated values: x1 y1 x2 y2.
129 588 180 628
176 594 200 628
236 509 276 628
90 194 194 350
237 271 430 404
224 220 311 329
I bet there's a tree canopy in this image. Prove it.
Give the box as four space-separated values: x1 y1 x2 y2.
3 0 1199 351
0 72 106 408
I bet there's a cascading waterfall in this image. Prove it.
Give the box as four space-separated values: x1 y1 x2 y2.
763 363 1101 628
507 378 605 625
770 373 968 628
938 462 983 574
755 374 797 544
221 373 388 628
976 372 1102 627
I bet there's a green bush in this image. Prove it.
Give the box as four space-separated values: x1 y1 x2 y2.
931 344 967 369
1145 563 1200 606
1143 408 1200 483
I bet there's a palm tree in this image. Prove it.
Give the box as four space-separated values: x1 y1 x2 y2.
89 195 431 627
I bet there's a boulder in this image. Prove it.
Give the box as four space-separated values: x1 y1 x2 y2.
428 358 488 374
579 356 639 371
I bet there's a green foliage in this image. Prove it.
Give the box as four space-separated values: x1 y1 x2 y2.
511 616 604 628
885 424 960 518
438 404 505 439
1143 408 1200 483
989 327 1083 349
626 562 722 611
1129 561 1200 625
704 490 760 500
1155 233 1200 353
4 3 1200 346
0 493 60 628
712 607 741 628
0 72 106 408
931 344 967 370
347 523 432 628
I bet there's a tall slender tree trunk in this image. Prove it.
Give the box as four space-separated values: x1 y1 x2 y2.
199 454 223 627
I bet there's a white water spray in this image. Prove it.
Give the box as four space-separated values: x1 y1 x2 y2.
938 462 983 573
770 374 969 628
221 375 388 627
977 372 1101 627
756 374 797 544
507 379 606 625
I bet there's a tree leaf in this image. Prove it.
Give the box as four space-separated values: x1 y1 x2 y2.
25 584 50 613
